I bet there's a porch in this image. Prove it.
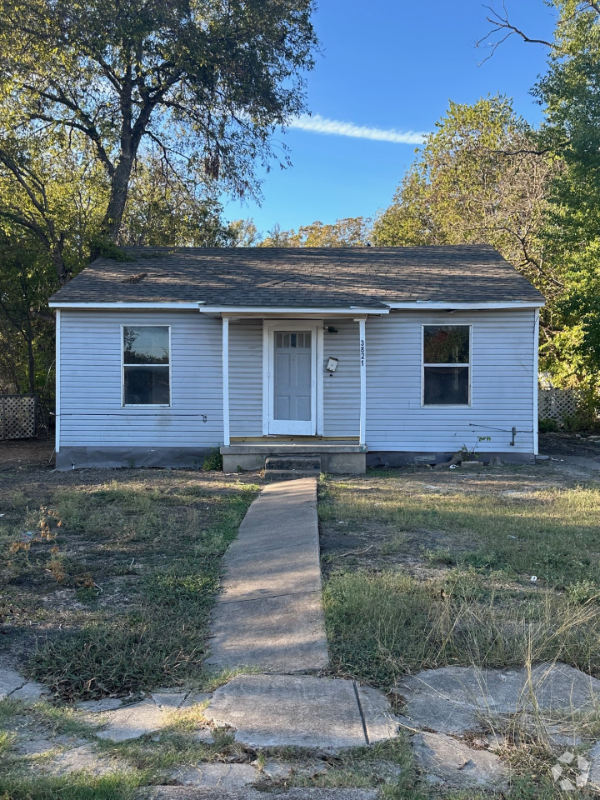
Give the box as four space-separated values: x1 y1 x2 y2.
221 438 367 474
213 310 376 474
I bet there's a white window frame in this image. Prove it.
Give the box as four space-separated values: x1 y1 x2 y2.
121 324 172 408
421 324 472 408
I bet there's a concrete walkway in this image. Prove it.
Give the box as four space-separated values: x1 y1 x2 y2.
206 478 329 673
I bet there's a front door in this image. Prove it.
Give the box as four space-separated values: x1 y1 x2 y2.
267 327 317 435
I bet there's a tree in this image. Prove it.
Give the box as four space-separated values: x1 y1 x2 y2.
478 2 600 383
0 231 56 399
260 217 372 247
372 97 558 296
229 218 262 247
0 0 318 282
119 152 235 247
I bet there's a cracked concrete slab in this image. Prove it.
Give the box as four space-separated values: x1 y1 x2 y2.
356 684 399 743
43 744 122 776
397 662 600 736
172 763 258 790
412 731 508 788
0 667 43 701
204 674 397 751
9 681 45 701
77 697 125 713
207 479 328 673
96 699 174 741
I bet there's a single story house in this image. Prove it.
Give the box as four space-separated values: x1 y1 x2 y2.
48 245 545 473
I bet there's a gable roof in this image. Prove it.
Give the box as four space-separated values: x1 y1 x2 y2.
48 245 545 309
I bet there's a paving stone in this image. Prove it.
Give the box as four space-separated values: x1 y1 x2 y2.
258 759 295 779
587 741 600 790
44 744 121 776
151 691 189 709
412 731 509 788
96 699 172 741
77 697 125 713
172 763 258 789
15 737 57 756
140 788 377 800
191 728 214 743
0 667 28 699
204 674 367 751
356 684 399 743
9 681 45 701
397 663 600 736
180 692 212 709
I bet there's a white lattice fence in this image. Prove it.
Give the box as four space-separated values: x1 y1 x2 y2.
538 388 580 423
0 395 37 440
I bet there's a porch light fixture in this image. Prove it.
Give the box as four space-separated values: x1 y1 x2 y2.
327 357 339 373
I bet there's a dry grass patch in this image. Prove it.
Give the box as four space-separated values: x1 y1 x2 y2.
0 469 260 701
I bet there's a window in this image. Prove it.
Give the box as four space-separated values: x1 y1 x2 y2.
423 325 470 406
122 326 170 406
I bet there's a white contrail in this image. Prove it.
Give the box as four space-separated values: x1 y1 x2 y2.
287 113 428 144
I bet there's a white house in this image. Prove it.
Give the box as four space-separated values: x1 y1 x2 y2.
48 245 545 473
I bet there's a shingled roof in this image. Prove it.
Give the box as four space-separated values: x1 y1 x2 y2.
49 245 545 308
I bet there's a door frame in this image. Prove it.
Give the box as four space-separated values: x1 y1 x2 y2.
262 320 323 436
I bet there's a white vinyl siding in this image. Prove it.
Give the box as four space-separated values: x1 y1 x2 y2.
366 310 535 454
59 311 222 447
229 319 263 438
322 320 360 438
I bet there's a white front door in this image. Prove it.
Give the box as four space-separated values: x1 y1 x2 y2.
266 323 318 435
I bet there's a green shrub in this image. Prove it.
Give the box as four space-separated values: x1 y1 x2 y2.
203 448 223 471
538 417 558 433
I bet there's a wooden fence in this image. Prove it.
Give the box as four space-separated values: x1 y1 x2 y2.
0 395 37 440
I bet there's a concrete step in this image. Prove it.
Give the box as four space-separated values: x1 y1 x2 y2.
264 456 321 481
265 457 321 472
264 470 321 482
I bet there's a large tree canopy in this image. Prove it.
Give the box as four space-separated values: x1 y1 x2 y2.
0 0 317 282
372 97 558 292
478 1 600 382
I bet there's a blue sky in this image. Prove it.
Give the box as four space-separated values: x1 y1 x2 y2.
225 0 556 234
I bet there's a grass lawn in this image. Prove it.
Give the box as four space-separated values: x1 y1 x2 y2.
0 465 260 700
320 464 600 687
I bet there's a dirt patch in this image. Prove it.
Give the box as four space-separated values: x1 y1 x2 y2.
0 438 55 471
539 431 600 458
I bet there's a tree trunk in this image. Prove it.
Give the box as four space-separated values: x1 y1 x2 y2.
52 244 71 286
101 153 134 244
25 322 35 395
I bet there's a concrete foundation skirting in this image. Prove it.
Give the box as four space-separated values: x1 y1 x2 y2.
222 452 366 474
56 446 215 471
367 450 535 467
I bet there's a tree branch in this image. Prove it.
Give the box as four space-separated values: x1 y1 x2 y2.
475 1 552 64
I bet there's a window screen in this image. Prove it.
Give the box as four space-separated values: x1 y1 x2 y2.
123 326 170 406
423 326 470 406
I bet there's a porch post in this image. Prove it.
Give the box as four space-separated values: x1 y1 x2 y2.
358 318 366 446
222 316 230 446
